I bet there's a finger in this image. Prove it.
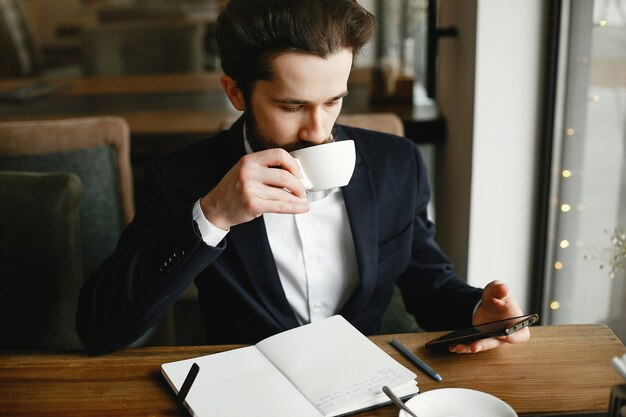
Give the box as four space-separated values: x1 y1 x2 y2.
481 281 514 315
243 150 307 197
263 166 307 197
449 337 506 354
448 344 472 354
449 327 531 354
254 197 310 215
253 148 302 178
487 280 509 300
483 280 508 302
504 327 530 344
470 337 506 352
255 183 309 204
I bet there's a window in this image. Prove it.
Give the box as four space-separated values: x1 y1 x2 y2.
542 0 626 341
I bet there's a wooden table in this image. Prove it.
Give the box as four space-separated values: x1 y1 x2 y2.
0 324 624 416
0 71 445 144
0 73 236 137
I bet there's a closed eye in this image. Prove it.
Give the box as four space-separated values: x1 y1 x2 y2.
274 91 347 113
282 105 303 113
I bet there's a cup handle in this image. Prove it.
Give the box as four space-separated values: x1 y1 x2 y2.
293 158 313 190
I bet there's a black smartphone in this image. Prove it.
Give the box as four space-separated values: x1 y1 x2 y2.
424 313 539 350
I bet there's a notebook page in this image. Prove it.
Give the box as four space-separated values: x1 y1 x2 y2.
161 346 322 417
256 315 417 416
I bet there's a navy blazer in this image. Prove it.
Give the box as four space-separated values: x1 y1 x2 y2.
76 118 482 354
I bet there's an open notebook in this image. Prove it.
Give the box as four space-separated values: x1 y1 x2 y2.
161 315 418 417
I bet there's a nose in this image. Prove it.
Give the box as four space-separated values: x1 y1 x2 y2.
298 107 329 145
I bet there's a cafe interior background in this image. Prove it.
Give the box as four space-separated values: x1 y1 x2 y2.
0 0 624 349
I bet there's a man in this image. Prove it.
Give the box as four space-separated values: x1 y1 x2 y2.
76 0 529 355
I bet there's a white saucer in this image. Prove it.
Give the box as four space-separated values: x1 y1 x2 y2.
398 388 517 417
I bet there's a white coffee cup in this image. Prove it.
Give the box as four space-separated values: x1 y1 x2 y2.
289 140 356 192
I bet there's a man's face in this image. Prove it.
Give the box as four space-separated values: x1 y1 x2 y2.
245 49 353 152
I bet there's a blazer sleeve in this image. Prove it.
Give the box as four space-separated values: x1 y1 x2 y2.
396 144 483 331
75 161 224 355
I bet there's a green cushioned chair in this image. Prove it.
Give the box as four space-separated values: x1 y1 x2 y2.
381 286 422 334
0 171 83 349
0 118 173 348
0 117 134 279
0 146 123 279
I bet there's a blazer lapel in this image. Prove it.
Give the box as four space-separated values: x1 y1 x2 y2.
224 118 299 330
224 122 377 328
338 134 379 319
228 218 299 330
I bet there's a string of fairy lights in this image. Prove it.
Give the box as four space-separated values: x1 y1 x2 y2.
548 14 612 313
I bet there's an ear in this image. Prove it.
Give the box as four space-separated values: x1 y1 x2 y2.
220 75 246 111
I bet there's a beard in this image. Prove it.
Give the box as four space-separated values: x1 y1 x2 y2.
244 106 335 153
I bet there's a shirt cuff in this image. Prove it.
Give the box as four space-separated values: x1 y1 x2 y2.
193 199 229 247
472 299 482 316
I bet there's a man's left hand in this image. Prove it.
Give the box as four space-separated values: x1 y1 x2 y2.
449 280 530 354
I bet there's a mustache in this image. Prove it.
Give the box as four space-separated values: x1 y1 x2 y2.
281 135 335 153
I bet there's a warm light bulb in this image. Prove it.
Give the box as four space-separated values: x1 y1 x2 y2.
561 204 571 212
560 240 570 249
598 19 607 26
562 170 572 178
554 261 563 270
550 301 560 310
566 128 575 136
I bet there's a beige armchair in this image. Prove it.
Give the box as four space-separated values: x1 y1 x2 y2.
337 112 405 136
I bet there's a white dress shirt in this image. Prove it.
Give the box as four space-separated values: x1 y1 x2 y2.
192 135 359 325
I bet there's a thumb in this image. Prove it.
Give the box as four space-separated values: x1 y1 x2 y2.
482 280 510 312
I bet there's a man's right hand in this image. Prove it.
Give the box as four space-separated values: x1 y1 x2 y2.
199 148 309 230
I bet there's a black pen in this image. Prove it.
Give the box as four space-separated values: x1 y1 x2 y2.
390 338 442 382
177 362 200 415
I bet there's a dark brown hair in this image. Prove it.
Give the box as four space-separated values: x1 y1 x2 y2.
216 0 376 98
